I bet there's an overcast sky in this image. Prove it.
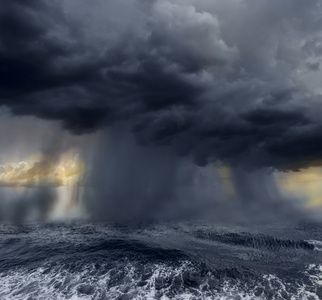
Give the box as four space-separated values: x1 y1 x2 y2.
1 0 322 170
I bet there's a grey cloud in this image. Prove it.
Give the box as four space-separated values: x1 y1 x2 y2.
1 0 322 169
306 62 320 71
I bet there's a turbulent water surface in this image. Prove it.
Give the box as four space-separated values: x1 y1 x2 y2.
0 220 321 300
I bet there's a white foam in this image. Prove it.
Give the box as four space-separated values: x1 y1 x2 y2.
307 239 322 251
1 261 321 300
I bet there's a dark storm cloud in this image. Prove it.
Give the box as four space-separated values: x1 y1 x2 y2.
1 0 322 169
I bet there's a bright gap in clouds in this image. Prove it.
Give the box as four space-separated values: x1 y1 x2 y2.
0 150 84 187
277 167 322 209
0 114 97 221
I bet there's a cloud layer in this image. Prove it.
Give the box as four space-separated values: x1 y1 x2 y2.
1 0 322 169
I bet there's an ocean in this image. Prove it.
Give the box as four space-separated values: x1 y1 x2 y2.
0 220 321 299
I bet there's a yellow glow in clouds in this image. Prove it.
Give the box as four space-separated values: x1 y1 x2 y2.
218 163 235 199
0 150 84 187
277 167 322 208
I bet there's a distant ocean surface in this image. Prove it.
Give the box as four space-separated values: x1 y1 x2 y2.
0 220 321 300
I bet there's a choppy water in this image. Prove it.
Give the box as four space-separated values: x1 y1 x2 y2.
0 220 321 300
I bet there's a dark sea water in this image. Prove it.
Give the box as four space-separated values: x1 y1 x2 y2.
0 220 321 300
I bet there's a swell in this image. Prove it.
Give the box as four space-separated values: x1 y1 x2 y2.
0 234 260 283
194 230 315 251
0 223 321 299
0 238 189 271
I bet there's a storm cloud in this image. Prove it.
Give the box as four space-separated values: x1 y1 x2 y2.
1 0 322 169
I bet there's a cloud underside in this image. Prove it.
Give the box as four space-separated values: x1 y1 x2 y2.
1 0 322 169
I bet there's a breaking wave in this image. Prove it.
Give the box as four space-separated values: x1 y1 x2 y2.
0 222 321 299
1 261 321 299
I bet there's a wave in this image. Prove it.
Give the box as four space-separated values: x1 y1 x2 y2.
307 240 322 252
0 223 321 299
1 261 321 300
194 230 315 251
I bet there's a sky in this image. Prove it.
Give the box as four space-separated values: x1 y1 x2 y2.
1 0 322 222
